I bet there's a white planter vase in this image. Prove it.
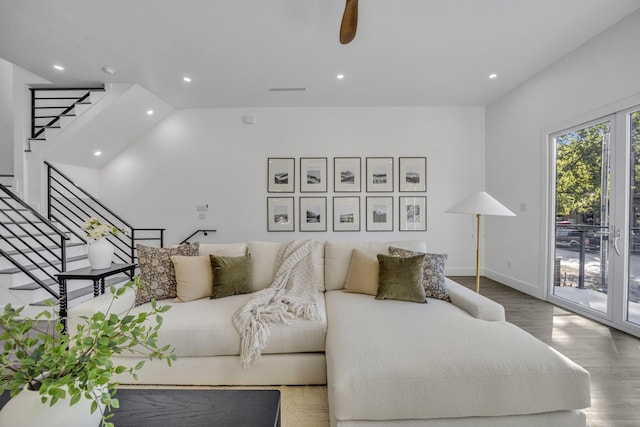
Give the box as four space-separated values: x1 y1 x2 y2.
0 384 103 427
87 238 114 269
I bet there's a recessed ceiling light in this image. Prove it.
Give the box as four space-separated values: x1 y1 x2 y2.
94 151 102 156
183 76 192 83
53 65 64 71
146 110 154 116
102 66 116 75
489 73 498 79
337 74 345 80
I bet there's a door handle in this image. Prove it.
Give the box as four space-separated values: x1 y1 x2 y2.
612 227 622 256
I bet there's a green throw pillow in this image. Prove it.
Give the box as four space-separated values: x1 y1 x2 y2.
376 254 427 303
209 254 253 299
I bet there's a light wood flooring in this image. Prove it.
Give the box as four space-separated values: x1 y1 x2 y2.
126 277 640 426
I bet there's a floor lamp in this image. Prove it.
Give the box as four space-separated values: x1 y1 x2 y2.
446 191 516 293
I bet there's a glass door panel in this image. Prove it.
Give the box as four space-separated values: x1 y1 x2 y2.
553 120 611 315
628 110 640 326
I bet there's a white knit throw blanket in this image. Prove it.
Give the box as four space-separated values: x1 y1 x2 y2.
233 239 321 367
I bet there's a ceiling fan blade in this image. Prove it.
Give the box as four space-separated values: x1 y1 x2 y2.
340 0 358 44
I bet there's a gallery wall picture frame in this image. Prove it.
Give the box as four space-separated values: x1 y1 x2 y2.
366 196 394 232
267 197 295 232
299 197 327 232
399 157 427 192
366 157 394 192
399 196 427 231
333 157 361 192
267 158 295 193
300 157 328 193
333 196 361 231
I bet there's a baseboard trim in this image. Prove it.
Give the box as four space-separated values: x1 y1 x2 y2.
485 269 545 300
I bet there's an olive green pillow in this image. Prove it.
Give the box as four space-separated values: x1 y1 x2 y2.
209 254 253 299
376 254 427 303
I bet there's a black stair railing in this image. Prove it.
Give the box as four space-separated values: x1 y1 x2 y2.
0 182 69 297
180 229 217 244
30 87 105 141
45 162 164 265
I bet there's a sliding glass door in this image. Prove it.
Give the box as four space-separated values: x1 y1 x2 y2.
627 110 640 328
552 119 612 316
551 107 640 337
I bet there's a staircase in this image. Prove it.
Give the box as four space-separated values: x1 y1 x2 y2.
26 87 106 152
0 177 131 318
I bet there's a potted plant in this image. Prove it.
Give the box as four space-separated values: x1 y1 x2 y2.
81 217 129 269
0 278 176 427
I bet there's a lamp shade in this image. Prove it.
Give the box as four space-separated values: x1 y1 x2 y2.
446 191 516 217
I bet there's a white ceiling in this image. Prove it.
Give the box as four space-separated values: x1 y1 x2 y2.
1 0 640 109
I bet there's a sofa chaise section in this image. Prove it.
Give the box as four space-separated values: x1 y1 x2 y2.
325 280 591 426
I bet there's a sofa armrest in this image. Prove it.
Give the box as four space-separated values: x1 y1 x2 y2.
67 286 136 334
445 278 505 321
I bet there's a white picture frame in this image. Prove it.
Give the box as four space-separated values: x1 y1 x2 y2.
299 197 327 232
399 157 427 192
267 197 295 231
399 196 427 231
334 157 361 192
366 196 393 231
333 196 360 231
366 157 394 192
268 158 294 193
300 158 328 193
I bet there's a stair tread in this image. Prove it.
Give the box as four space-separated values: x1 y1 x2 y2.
0 229 71 239
0 254 87 274
29 276 130 306
3 241 85 257
9 278 58 290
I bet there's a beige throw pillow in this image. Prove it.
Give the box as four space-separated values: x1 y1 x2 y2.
343 249 379 296
171 255 213 302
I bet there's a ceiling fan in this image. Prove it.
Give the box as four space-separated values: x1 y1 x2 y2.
340 0 358 44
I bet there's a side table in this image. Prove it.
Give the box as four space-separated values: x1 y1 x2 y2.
56 263 136 332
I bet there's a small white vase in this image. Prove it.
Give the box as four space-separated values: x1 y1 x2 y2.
87 238 114 269
0 384 103 427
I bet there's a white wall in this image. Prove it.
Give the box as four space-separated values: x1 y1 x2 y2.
485 10 640 298
0 58 12 174
99 106 485 274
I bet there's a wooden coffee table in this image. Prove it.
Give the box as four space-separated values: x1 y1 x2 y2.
0 388 281 427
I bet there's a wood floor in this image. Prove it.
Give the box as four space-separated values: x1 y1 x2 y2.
127 277 640 426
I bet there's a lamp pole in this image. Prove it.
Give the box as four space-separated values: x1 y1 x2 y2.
475 213 481 293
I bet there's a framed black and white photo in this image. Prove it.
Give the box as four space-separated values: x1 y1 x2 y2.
267 197 294 231
299 197 327 232
366 196 393 231
399 157 427 192
399 196 427 231
366 157 393 192
267 158 294 193
300 158 327 193
334 157 361 192
333 196 360 231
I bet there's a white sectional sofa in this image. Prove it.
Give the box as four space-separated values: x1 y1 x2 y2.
68 240 591 427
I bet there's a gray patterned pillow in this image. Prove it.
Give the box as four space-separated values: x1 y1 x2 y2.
388 247 450 302
135 243 200 306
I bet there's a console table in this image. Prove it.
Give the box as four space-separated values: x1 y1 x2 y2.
56 263 136 332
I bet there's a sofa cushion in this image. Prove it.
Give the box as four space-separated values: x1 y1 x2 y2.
199 243 247 257
248 240 325 292
135 243 199 306
171 255 213 302
376 254 426 303
343 249 379 296
127 292 327 357
210 255 253 299
324 240 426 291
325 290 591 421
389 247 451 302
